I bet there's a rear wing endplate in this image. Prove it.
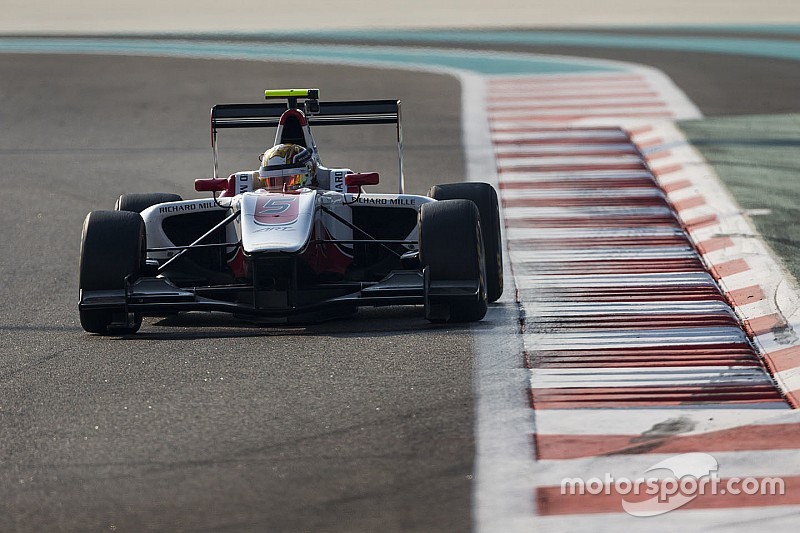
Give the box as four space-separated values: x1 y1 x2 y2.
210 100 404 193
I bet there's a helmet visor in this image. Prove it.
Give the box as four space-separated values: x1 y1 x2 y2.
259 166 309 191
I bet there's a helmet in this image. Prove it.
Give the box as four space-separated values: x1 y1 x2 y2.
258 144 315 191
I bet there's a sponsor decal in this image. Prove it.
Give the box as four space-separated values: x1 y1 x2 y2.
158 201 217 214
253 196 300 226
238 173 251 194
333 170 345 193
253 227 296 232
353 197 416 206
560 452 785 517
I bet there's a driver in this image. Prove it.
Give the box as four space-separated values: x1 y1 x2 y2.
257 143 317 191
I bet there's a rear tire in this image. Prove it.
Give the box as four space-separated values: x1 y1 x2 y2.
419 199 488 322
115 192 183 213
79 210 146 334
429 182 503 302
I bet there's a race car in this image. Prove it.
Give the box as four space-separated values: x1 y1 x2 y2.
78 89 503 334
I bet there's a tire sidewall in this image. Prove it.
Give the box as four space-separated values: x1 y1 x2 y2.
79 210 146 291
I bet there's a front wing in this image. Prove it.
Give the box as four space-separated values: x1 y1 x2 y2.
78 270 480 323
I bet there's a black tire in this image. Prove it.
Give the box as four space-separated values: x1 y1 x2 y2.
419 199 488 322
115 192 183 213
429 182 503 302
79 210 146 334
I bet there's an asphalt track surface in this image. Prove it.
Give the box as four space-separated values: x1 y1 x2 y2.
0 34 794 531
0 55 472 532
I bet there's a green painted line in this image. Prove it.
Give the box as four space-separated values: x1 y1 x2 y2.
0 38 621 75
679 114 800 280
237 29 800 62
593 24 800 35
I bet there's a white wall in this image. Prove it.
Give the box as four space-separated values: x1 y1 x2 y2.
4 0 800 33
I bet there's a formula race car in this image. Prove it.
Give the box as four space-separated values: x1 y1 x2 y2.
78 89 502 334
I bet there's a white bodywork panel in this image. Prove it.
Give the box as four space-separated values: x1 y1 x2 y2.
239 190 317 254
141 190 434 260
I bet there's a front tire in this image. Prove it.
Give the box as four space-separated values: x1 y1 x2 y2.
429 182 503 302
79 210 146 334
419 199 488 322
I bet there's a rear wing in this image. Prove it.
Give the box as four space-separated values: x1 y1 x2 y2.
210 99 405 193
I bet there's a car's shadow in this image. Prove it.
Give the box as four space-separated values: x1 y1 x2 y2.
110 306 483 341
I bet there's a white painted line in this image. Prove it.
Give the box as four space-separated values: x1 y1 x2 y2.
491 106 669 118
498 170 655 182
491 130 628 141
501 188 664 199
532 366 768 377
663 186 703 203
524 326 747 341
488 73 643 83
718 270 765 292
490 76 647 86
489 86 662 98
530 366 772 386
701 248 740 267
494 118 665 129
515 272 717 287
774 367 800 393
534 407 793 436
489 96 666 109
503 206 674 218
505 226 684 240
496 154 644 168
524 327 748 350
652 174 692 188
460 72 497 184
461 70 538 533
751 333 795 357
674 205 715 222
510 248 697 262
493 143 638 155
736 300 782 321
531 300 735 315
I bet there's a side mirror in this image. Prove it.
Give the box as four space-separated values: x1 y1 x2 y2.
344 172 380 188
195 178 229 192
